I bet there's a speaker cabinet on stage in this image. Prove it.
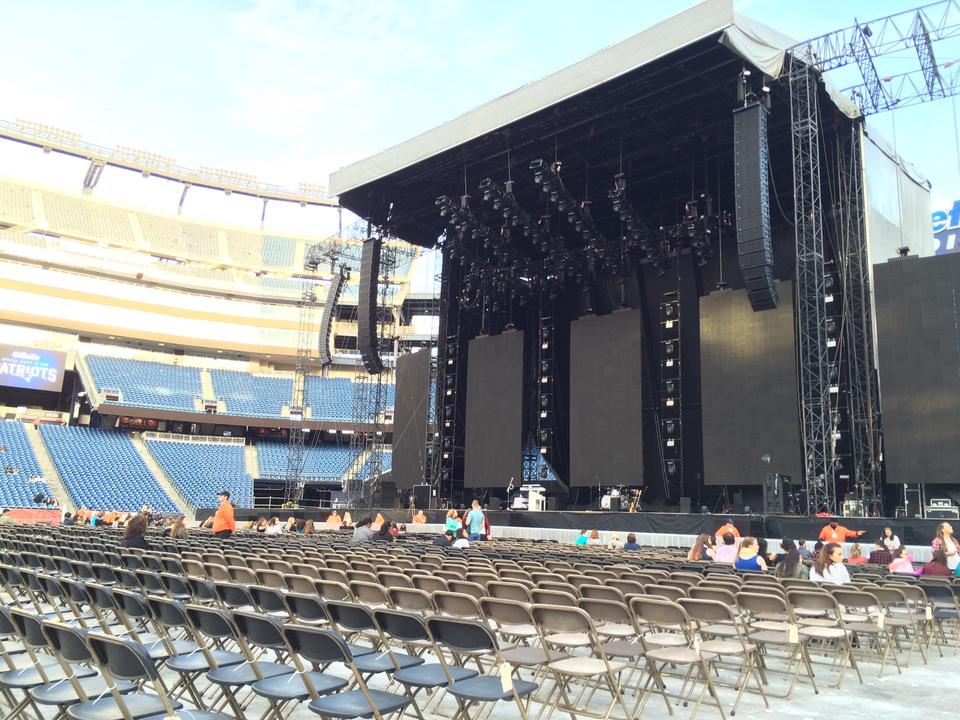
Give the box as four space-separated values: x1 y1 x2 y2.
733 102 779 311
732 492 745 514
679 496 691 514
762 473 788 514
609 497 621 513
412 484 431 510
546 497 558 511
357 237 384 374
487 497 501 512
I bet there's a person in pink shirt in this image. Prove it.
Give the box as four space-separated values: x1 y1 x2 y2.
846 544 869 565
888 546 918 575
713 532 740 564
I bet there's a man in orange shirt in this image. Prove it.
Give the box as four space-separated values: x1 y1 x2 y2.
212 490 235 539
715 519 741 539
819 520 863 543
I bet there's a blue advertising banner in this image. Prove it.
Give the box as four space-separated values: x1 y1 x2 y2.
0 344 66 393
933 201 960 255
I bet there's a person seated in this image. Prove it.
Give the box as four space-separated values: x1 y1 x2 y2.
607 533 622 551
587 529 602 545
374 521 395 542
796 539 812 559
121 514 149 550
687 534 715 561
452 529 470 549
774 539 809 580
255 518 268 533
434 530 454 547
411 510 427 524
389 522 400 538
734 537 767 572
303 519 316 535
714 533 740 564
373 513 385 531
201 515 215 530
351 517 375 544
921 549 953 576
868 540 892 565
888 546 917 575
810 542 851 585
846 543 869 565
574 529 589 547
61 512 75 527
285 517 297 533
342 512 354 529
294 519 306 536
622 533 642 551
264 517 283 535
327 511 342 528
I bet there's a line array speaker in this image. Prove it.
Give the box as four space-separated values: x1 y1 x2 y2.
357 237 385 374
733 102 779 311
317 269 347 367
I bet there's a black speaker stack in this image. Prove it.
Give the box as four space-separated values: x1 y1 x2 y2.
318 269 347 367
733 102 779 311
412 483 431 510
357 237 384 374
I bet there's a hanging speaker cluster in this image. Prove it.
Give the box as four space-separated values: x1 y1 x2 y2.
733 102 780 311
357 236 385 374
317 268 347 367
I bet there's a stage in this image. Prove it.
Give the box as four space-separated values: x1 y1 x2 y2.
198 507 947 547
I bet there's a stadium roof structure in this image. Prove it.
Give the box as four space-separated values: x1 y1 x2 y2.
329 0 857 247
0 117 338 208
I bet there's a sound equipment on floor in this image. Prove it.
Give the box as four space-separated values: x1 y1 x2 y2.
487 497 501 512
357 236 384 374
733 102 779 311
318 268 347 367
732 491 745 514
679 496 691 514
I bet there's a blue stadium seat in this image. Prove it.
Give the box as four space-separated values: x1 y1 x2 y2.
86 356 201 412
39 426 177 513
146 439 252 508
355 450 393 481
0 421 53 508
256 441 352 483
261 236 296 268
210 370 289 418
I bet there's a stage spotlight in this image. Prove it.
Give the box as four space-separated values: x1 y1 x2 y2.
664 341 676 357
664 420 678 437
666 460 678 475
664 379 677 396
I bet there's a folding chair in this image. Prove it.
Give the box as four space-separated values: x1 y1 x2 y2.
284 623 412 720
324 601 424 681
234 610 347 720
530 603 633 720
831 588 902 676
427 615 537 720
679 597 769 715
786 590 862 688
80 630 233 719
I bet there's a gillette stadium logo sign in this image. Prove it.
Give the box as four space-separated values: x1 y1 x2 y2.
932 201 960 255
0 344 66 393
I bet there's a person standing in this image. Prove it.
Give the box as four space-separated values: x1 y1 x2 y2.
212 491 235 539
932 522 959 571
714 519 740 539
818 520 864 544
445 509 462 535
466 500 486 542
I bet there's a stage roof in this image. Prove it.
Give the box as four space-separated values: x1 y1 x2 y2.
330 1 807 199
328 0 863 246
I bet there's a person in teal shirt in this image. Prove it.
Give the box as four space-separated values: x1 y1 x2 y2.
465 500 486 541
575 529 589 546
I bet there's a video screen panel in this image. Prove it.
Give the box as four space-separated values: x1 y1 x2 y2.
0 344 66 393
700 283 801 485
391 349 432 490
874 254 960 484
569 309 644 487
464 331 524 490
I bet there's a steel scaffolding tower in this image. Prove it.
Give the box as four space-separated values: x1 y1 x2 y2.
284 247 323 506
345 237 398 507
789 57 837 515
837 123 883 514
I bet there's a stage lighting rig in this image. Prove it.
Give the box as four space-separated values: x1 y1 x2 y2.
609 173 652 254
478 177 551 250
530 158 606 251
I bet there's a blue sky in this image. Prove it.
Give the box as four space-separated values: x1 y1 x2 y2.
0 0 956 235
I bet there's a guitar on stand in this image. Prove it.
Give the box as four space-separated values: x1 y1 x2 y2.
628 488 644 513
